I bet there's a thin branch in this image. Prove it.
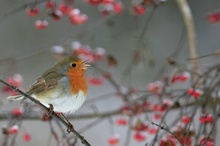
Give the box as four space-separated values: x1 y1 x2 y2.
0 0 46 23
151 122 184 146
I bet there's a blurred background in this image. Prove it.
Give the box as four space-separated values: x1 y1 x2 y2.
0 0 220 145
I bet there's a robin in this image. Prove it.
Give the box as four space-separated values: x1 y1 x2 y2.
7 56 90 114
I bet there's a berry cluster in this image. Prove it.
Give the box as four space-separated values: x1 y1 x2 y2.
26 2 88 29
25 0 167 29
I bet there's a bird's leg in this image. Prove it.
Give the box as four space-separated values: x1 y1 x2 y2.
47 104 54 117
60 112 74 133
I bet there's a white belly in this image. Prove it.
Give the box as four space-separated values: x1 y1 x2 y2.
36 90 86 114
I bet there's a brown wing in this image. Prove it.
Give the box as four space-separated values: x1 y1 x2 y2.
27 71 65 95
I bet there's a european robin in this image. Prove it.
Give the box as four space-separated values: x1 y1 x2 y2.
7 56 90 113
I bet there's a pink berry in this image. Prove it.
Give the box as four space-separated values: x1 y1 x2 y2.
35 20 48 29
23 133 31 142
26 7 39 17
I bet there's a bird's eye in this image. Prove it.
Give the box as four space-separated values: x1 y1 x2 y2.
70 63 76 68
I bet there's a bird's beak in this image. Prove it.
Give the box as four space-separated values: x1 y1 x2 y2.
81 60 91 70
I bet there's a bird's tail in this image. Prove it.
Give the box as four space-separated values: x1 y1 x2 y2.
7 94 24 101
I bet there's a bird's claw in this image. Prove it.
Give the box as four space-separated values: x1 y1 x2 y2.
47 104 54 117
67 123 74 133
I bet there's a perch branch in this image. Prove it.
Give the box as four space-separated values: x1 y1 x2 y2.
0 79 92 146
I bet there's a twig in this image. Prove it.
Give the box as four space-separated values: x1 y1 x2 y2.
48 121 60 145
0 0 46 23
124 116 133 146
0 79 92 146
151 122 184 146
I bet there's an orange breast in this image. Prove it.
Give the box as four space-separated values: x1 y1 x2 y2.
70 77 88 95
68 75 88 96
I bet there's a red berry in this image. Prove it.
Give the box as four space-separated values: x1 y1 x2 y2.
180 136 192 146
89 0 102 6
133 5 146 15
133 120 148 132
152 104 161 111
12 108 24 116
159 139 176 146
23 133 31 142
148 127 158 135
171 75 178 83
199 136 214 146
69 14 88 25
102 0 114 4
113 2 123 14
207 13 220 24
46 1 55 9
35 20 48 29
199 116 206 124
2 74 23 95
88 76 104 86
153 113 162 120
116 118 127 126
58 3 73 15
26 7 39 17
181 115 191 124
206 114 214 123
147 81 163 94
187 88 194 95
179 72 190 82
133 132 146 142
108 134 120 145
9 125 19 134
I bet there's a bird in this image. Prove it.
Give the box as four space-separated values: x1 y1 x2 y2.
7 56 90 114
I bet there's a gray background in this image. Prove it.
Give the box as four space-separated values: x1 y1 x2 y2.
0 0 220 145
